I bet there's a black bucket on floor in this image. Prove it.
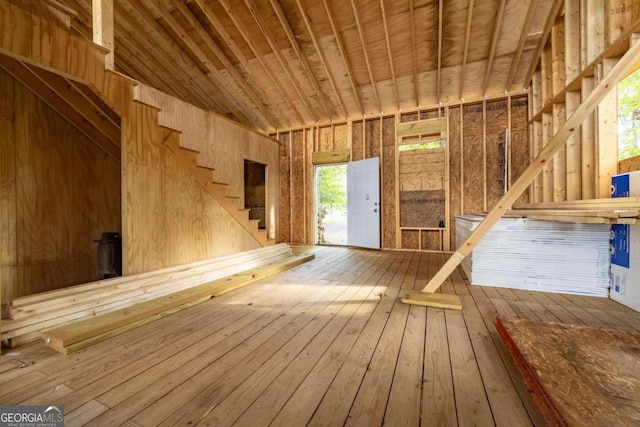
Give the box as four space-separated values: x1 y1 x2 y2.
95 232 122 279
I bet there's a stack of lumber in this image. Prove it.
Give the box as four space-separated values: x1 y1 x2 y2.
505 197 640 224
495 317 640 427
1 244 311 348
456 215 610 296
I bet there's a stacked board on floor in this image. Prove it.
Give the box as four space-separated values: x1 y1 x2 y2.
456 215 610 296
1 244 309 347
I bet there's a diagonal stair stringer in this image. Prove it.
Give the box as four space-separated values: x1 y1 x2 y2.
157 123 274 246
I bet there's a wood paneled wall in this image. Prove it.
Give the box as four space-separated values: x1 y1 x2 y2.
0 1 281 305
276 96 529 250
0 68 121 302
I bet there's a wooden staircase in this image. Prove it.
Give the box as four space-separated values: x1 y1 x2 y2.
160 126 274 247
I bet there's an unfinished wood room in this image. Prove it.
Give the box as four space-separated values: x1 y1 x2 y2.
2 0 640 425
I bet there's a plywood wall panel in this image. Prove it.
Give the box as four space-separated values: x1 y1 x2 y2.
334 124 348 151
279 132 291 243
365 118 381 159
485 100 509 209
1 70 121 302
401 229 420 250
290 130 305 244
448 106 462 249
510 97 530 204
462 104 485 214
352 120 364 161
382 116 396 249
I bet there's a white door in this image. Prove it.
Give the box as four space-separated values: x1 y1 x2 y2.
347 157 381 249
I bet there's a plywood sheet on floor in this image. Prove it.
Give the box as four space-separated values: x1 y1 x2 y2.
496 317 640 427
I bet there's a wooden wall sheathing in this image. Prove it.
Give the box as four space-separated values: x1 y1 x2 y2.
278 132 291 243
290 130 305 244
620 155 640 173
510 97 530 205
485 100 509 210
401 229 420 250
421 230 441 251
462 103 485 215
305 128 314 245
351 121 364 161
0 70 121 302
333 124 349 151
448 106 462 249
365 119 381 159
382 116 396 249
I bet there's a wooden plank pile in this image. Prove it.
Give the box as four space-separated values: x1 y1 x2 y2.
505 197 640 224
1 244 311 350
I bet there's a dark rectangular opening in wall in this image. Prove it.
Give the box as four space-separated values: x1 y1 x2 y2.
244 160 267 229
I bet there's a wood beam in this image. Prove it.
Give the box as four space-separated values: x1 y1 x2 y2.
380 0 399 110
409 0 419 107
459 0 475 100
242 0 319 123
92 0 114 69
217 0 306 126
150 1 258 128
481 0 506 95
524 0 564 87
189 0 291 127
436 0 443 102
417 36 640 295
0 55 121 161
169 0 280 130
350 0 382 112
267 0 336 119
504 0 536 93
321 0 362 115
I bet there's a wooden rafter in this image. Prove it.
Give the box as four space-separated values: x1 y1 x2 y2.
435 0 444 103
189 0 292 128
350 0 381 112
321 0 362 115
459 0 475 100
242 0 319 122
524 0 563 87
380 0 399 110
217 0 306 126
169 0 280 130
0 54 121 161
481 0 506 95
149 1 258 128
415 36 640 296
504 0 537 93
409 0 419 107
124 0 244 118
267 0 335 119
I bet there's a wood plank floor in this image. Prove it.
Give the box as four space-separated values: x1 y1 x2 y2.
2 247 640 426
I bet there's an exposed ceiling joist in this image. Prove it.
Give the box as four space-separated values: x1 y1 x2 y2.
380 0 399 110
481 0 507 95
409 0 419 108
321 0 362 116
459 0 475 101
504 0 537 93
350 0 381 113
169 0 280 129
436 0 443 103
268 0 335 120
217 0 306 126
242 0 320 123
